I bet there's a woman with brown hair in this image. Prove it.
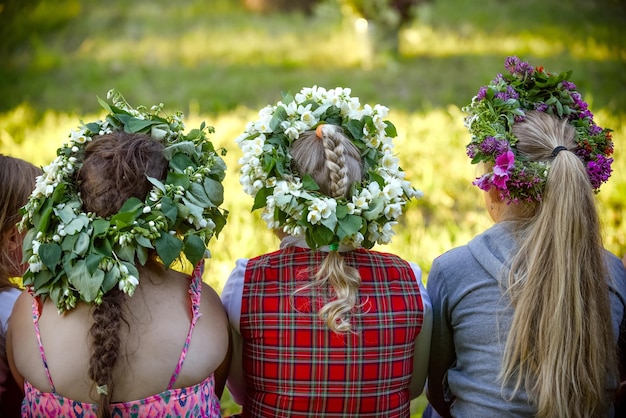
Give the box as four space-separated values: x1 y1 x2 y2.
8 91 230 417
0 155 41 415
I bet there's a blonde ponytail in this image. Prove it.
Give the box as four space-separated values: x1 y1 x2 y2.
501 111 617 417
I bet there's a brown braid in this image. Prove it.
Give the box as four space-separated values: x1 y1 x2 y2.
319 127 351 199
88 288 124 417
77 132 168 415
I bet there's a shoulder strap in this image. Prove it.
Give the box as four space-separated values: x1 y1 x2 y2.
167 262 203 390
31 297 56 392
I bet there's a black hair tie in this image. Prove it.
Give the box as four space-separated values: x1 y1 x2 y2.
551 146 568 158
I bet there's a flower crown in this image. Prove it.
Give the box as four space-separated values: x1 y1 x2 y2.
236 86 422 250
20 90 228 312
464 56 613 203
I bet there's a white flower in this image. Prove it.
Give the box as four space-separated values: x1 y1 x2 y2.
384 203 403 219
143 206 151 214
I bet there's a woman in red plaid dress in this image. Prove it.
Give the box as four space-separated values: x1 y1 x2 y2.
222 87 432 417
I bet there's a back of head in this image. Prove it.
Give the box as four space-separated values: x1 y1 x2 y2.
290 125 363 199
464 57 616 417
78 132 168 218
0 155 41 283
236 87 422 332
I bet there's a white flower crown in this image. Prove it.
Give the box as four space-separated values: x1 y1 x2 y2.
20 90 228 312
236 86 422 249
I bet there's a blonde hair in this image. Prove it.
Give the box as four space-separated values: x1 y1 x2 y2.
290 125 363 333
500 111 616 417
0 155 41 288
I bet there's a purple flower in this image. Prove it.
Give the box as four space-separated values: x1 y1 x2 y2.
535 103 549 112
504 56 520 73
589 124 602 135
476 86 488 101
472 174 492 191
492 151 515 189
562 81 576 91
587 155 613 189
466 144 478 159
479 136 498 154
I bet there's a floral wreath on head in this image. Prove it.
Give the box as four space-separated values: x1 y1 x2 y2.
236 86 422 250
20 89 228 312
464 56 613 203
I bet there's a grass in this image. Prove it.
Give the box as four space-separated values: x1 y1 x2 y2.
1 0 625 416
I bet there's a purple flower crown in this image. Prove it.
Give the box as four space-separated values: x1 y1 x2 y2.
463 56 614 203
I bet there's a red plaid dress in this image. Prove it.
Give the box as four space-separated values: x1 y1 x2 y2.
240 247 425 417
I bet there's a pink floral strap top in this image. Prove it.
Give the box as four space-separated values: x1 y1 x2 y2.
22 264 222 417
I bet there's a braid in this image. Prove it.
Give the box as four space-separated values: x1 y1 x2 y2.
88 288 124 417
320 127 351 199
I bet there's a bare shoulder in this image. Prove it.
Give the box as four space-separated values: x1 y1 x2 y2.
8 290 34 335
199 282 228 322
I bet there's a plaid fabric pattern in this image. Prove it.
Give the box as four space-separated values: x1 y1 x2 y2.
240 247 424 418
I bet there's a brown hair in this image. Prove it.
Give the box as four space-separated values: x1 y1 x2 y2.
500 111 616 417
77 132 167 416
290 125 364 333
0 155 41 288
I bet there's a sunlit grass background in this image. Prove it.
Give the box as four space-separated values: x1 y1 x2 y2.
1 0 625 415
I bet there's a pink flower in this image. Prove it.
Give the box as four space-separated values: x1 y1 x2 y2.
492 151 515 189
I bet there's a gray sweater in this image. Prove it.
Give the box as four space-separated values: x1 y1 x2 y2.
427 221 626 417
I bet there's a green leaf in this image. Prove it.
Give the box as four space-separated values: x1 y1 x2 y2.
155 232 183 268
252 187 272 211
160 197 178 222
102 265 120 293
337 214 363 240
136 246 148 266
92 219 110 237
363 197 384 220
56 205 77 224
166 142 199 158
320 213 338 231
39 242 62 272
307 225 334 249
64 215 89 235
74 232 90 256
116 244 136 263
97 96 113 114
125 118 159 133
184 234 206 266
34 202 54 234
68 260 104 303
85 253 104 275
147 175 166 192
345 119 365 140
33 270 55 290
336 204 349 219
170 152 196 173
384 121 397 138
61 234 80 252
186 182 211 208
302 174 320 191
204 177 224 206
269 106 288 132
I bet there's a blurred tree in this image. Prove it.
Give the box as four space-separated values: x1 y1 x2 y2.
339 0 430 64
242 0 318 14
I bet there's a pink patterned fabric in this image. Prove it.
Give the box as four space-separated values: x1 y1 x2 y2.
22 264 221 417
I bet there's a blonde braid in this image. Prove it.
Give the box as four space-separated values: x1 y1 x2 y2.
290 126 364 332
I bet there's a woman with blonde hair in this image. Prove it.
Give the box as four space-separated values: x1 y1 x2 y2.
8 91 230 417
426 57 626 418
222 86 432 417
0 155 41 415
